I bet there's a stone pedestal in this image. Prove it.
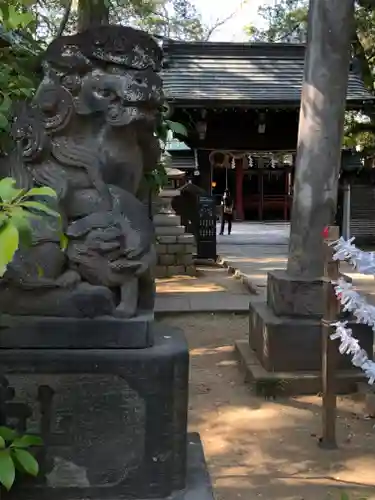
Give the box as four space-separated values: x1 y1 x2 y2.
1 320 213 500
237 271 374 395
267 270 324 318
154 189 196 278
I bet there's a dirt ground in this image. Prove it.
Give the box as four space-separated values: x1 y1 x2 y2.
159 313 375 500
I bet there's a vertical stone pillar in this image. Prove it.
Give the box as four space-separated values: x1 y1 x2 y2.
287 0 355 278
236 0 371 393
235 159 244 221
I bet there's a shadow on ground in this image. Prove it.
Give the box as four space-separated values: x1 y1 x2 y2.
159 314 375 500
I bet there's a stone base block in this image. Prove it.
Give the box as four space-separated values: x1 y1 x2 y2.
235 340 366 396
154 214 181 226
159 254 177 266
249 298 373 372
267 270 323 317
155 226 185 236
1 324 192 500
0 316 153 348
9 434 213 500
267 270 352 318
155 265 196 278
178 234 195 245
157 235 195 245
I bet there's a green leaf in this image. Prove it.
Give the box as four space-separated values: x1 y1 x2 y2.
59 233 68 250
19 88 34 97
0 427 17 443
12 448 39 477
19 201 60 218
165 120 188 137
0 449 15 490
22 186 57 199
0 212 9 229
0 93 12 114
36 263 44 277
0 178 24 203
0 223 19 277
11 434 43 449
0 437 6 449
0 112 9 130
20 0 37 6
9 212 33 248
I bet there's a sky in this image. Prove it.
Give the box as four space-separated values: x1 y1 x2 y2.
193 0 273 42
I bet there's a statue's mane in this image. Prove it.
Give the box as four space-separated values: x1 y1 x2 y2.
44 25 163 73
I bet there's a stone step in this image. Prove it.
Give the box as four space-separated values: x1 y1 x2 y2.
154 213 181 226
159 189 180 198
177 234 195 244
155 226 186 236
154 265 196 279
235 340 366 396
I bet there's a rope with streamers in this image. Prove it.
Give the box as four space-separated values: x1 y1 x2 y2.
331 236 375 275
329 234 375 384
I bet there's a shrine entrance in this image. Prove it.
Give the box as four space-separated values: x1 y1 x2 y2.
210 150 294 222
161 40 370 224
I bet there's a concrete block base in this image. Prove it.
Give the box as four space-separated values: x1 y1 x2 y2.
235 339 365 396
267 269 352 318
155 265 197 279
267 270 324 317
249 298 373 372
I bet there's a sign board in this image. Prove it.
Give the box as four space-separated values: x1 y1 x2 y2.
196 195 217 260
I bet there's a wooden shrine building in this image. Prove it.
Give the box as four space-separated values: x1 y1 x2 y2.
161 41 374 222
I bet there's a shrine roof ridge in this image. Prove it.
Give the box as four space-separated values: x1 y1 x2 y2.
162 40 307 59
161 39 374 108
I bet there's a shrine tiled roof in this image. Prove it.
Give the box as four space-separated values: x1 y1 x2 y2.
162 41 374 108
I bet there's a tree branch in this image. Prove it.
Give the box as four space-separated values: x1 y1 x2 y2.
56 0 72 38
203 0 250 41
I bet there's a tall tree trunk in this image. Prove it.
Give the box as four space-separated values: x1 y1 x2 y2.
78 0 109 32
287 0 355 277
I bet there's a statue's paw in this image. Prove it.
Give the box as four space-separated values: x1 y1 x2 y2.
114 303 136 319
56 270 81 288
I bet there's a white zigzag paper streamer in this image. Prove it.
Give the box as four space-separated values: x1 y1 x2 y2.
328 235 375 384
331 236 375 275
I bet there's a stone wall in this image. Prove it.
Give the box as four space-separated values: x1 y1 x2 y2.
155 232 196 278
153 192 196 279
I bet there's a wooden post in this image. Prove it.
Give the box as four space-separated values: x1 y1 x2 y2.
320 225 340 449
235 159 244 220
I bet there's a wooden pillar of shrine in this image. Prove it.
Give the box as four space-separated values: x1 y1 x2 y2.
235 159 244 220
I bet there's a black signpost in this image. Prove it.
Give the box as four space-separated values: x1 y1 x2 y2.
196 195 217 260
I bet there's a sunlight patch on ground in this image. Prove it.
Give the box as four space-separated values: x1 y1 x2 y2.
344 272 375 282
156 278 226 293
222 257 287 264
191 346 233 357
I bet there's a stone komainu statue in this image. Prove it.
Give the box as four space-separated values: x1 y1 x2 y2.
0 26 163 318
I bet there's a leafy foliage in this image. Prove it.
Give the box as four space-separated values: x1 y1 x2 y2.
33 0 207 40
0 0 41 146
245 0 308 43
0 177 60 276
145 116 188 194
0 426 42 491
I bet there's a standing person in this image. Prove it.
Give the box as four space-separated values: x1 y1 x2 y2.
219 189 234 235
